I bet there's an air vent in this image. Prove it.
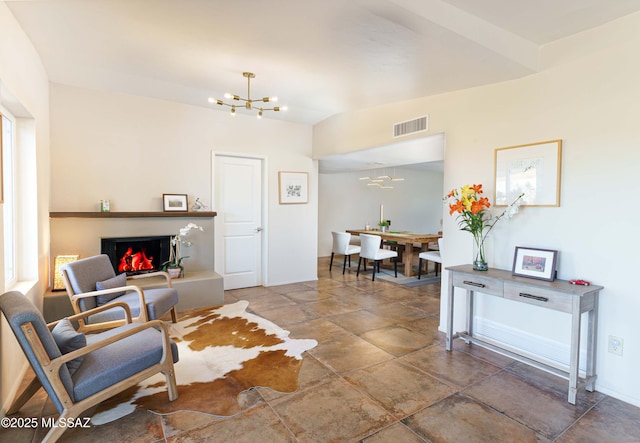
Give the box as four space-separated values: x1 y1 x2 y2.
393 115 429 138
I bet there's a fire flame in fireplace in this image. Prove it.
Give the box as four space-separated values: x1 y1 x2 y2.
119 247 154 273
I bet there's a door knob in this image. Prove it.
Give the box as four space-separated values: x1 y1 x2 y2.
255 227 264 232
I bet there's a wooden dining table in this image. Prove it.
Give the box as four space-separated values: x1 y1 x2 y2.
346 229 441 277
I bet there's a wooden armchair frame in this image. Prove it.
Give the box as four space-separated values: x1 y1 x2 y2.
62 269 178 332
6 301 178 443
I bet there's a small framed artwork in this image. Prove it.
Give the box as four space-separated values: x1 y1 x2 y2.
494 139 562 207
278 171 308 204
512 246 558 281
163 194 188 212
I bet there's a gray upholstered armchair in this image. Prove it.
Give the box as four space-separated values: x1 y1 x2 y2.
0 290 178 443
61 254 178 332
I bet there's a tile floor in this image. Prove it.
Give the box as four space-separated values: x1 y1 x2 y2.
5 258 640 442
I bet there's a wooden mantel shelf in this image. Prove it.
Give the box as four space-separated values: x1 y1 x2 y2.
50 211 217 218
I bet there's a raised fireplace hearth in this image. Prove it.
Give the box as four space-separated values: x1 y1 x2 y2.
48 214 223 320
101 235 171 275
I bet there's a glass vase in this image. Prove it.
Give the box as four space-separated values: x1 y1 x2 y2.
473 237 488 271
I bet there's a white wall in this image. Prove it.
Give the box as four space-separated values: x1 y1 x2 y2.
0 2 51 414
314 13 640 406
318 168 443 257
49 84 317 287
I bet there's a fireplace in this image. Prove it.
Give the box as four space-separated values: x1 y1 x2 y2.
101 236 171 275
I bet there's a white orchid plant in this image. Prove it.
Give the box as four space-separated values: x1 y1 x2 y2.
161 222 204 271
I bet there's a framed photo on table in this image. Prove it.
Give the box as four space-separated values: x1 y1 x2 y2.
163 194 188 212
512 246 558 281
494 139 562 207
278 171 308 204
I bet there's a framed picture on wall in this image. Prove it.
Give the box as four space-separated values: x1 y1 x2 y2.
278 171 308 204
512 246 558 281
163 194 188 212
494 139 562 207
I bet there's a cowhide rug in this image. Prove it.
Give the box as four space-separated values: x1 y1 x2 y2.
91 300 317 424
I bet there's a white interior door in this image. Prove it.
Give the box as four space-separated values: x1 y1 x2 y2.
214 155 264 289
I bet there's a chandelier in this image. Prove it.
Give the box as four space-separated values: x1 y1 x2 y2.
359 170 405 189
208 72 287 118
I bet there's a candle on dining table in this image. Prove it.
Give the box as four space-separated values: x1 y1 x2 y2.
380 204 383 223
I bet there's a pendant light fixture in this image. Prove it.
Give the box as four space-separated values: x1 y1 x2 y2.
359 168 404 189
208 72 287 118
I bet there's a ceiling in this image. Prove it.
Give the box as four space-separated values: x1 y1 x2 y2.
6 0 640 126
5 0 640 171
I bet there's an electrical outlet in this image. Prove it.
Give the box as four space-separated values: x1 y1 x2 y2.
608 335 624 356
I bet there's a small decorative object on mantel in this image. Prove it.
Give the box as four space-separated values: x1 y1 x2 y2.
163 194 188 212
446 184 524 271
191 197 209 212
161 222 204 278
512 246 558 281
100 199 110 212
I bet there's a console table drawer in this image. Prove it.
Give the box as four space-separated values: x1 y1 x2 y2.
452 273 503 296
504 282 572 313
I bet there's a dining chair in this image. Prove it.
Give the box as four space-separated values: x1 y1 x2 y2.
357 233 398 281
418 237 443 279
330 231 361 274
383 240 405 263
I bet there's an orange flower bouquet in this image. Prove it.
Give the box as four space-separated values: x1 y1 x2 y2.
445 184 524 270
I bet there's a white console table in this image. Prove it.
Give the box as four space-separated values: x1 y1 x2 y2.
446 264 603 404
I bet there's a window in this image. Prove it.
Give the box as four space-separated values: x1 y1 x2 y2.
2 110 16 287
